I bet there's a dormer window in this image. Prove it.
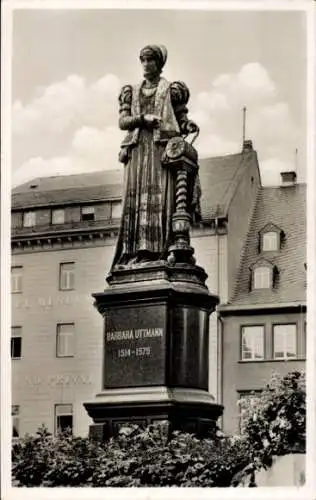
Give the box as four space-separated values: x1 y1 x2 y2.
253 266 271 289
262 232 278 251
250 258 278 291
259 223 284 253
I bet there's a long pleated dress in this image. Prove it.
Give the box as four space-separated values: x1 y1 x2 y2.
111 81 199 269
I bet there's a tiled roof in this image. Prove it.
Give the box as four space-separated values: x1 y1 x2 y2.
12 171 123 209
12 151 257 221
199 153 252 220
229 183 306 306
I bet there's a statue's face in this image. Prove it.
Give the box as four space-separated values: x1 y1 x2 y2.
140 52 160 79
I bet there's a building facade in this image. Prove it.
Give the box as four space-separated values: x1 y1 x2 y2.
219 173 306 434
11 141 305 437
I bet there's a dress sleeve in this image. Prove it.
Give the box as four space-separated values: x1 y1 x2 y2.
118 85 143 131
119 85 132 113
170 81 190 134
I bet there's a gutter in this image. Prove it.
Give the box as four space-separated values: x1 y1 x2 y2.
218 301 306 316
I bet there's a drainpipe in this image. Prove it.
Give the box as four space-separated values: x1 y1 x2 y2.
215 217 221 410
217 315 224 429
215 218 220 296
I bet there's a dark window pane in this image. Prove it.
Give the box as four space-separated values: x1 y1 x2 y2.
57 415 73 433
81 206 95 221
11 337 22 358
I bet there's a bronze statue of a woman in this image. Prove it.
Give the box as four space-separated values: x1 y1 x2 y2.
111 44 201 269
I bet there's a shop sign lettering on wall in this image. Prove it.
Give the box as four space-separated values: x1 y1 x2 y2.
22 374 92 387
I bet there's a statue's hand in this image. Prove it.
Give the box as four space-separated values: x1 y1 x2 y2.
143 114 161 129
185 120 199 134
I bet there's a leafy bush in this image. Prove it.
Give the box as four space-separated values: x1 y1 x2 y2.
238 370 306 471
12 371 306 487
12 423 251 487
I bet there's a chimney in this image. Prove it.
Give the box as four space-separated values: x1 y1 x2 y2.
242 139 253 152
280 171 297 186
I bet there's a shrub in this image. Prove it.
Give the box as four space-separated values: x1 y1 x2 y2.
12 423 251 487
238 370 306 471
12 371 306 487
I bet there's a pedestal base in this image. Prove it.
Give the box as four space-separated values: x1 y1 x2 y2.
84 262 222 440
84 387 223 440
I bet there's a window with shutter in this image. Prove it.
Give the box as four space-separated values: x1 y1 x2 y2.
23 211 36 227
111 201 122 219
52 209 65 225
12 212 23 228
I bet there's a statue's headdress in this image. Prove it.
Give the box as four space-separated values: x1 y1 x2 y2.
140 44 168 70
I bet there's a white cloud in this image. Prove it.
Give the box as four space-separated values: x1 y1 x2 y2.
237 63 276 98
12 63 299 187
12 157 72 187
71 125 123 170
12 73 121 136
259 158 291 186
189 62 297 183
12 125 124 187
196 91 230 113
196 134 239 158
210 62 276 110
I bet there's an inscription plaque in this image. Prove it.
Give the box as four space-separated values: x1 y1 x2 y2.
104 304 166 388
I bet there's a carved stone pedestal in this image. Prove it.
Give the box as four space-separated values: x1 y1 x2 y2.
83 263 223 439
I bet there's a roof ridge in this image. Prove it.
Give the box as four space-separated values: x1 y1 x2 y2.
199 151 242 162
12 169 124 192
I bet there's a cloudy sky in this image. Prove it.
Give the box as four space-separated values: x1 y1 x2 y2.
11 8 307 186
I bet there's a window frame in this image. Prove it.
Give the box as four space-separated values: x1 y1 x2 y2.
258 224 283 254
11 326 22 359
262 231 279 252
111 201 122 220
240 324 265 361
54 404 73 435
51 208 65 225
253 266 271 290
11 266 23 294
56 323 75 358
303 321 307 359
272 323 298 360
11 211 23 229
23 211 36 228
80 205 95 222
59 262 75 291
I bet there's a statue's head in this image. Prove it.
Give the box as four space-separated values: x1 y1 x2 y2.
140 45 167 78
